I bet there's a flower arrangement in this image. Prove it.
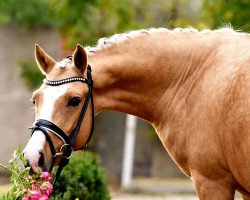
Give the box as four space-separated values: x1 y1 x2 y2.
1 146 110 200
0 145 53 200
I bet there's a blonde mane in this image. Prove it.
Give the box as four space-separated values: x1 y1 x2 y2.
86 27 248 54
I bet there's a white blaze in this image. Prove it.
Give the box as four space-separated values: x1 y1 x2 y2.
23 131 46 169
39 85 69 121
23 84 68 169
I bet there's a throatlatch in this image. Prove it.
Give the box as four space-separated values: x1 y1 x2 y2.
29 63 94 186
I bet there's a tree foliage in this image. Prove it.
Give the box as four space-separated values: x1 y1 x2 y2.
0 0 52 29
49 0 100 47
0 0 249 45
202 0 250 32
0 0 200 48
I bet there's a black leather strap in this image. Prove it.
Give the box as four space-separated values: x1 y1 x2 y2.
53 66 94 185
69 66 94 149
86 67 95 146
34 119 70 145
53 153 70 185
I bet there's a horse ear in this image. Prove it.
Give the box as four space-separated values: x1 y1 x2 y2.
34 44 56 75
73 44 87 73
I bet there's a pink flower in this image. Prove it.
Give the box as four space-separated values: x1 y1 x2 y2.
39 196 49 200
21 171 53 199
41 172 51 180
40 181 53 196
32 185 38 191
29 188 42 199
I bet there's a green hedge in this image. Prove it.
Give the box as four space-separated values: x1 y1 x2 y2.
51 151 110 200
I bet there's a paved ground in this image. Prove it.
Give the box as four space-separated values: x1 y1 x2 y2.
111 178 242 200
111 178 197 200
112 193 198 200
128 177 195 194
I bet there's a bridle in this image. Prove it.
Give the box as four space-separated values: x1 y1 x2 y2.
29 58 94 185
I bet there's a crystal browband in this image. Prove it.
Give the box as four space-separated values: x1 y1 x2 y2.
43 77 87 86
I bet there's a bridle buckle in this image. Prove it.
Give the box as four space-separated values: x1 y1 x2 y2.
53 144 73 159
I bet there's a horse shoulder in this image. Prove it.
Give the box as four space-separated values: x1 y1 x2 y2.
219 62 250 191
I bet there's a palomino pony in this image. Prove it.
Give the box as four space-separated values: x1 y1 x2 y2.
23 28 250 199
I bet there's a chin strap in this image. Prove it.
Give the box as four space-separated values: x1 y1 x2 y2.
29 65 94 187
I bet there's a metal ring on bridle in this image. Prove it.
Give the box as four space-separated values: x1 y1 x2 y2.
53 144 73 159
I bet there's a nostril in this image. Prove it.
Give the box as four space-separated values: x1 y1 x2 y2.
38 151 45 170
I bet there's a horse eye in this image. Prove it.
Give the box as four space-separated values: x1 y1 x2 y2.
32 99 36 105
68 97 81 107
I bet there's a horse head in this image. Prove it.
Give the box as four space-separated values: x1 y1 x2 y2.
23 44 94 173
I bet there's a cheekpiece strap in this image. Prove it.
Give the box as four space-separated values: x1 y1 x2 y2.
44 77 87 86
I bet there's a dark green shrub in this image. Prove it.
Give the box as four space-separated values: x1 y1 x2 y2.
51 151 110 200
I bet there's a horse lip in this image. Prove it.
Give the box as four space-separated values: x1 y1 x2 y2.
26 154 47 174
25 160 36 175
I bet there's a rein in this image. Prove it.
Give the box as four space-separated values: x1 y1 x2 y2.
29 63 94 186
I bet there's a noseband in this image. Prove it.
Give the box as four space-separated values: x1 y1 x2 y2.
29 62 94 185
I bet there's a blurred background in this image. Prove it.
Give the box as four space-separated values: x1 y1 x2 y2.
0 0 249 198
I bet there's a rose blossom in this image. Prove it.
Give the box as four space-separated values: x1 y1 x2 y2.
41 172 51 180
39 196 49 200
22 172 53 200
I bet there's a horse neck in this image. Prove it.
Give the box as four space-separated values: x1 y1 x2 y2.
88 32 217 125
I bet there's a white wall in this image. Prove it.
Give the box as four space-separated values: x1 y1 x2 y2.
0 25 60 167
